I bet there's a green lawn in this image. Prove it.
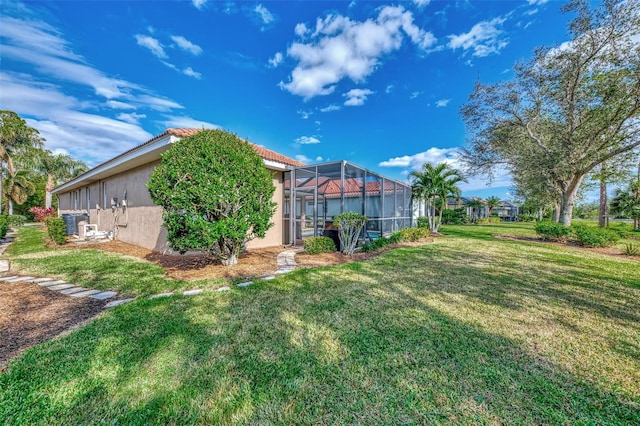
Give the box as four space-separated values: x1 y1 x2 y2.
1 223 639 424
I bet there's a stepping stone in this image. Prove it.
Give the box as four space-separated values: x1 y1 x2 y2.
90 291 117 300
104 298 135 308
275 267 295 274
261 275 276 281
148 292 174 299
0 275 18 282
69 289 101 298
183 289 203 296
237 281 253 287
0 260 9 273
39 280 66 287
60 287 88 295
30 278 54 283
5 276 35 282
217 286 231 292
48 283 76 291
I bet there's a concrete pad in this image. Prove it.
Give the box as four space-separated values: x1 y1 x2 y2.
0 260 10 273
47 284 76 291
148 292 174 299
183 289 203 296
237 281 253 287
104 298 135 308
217 286 231 292
69 289 101 298
261 275 276 281
59 287 87 295
39 280 66 287
90 291 117 300
0 275 18 282
29 278 54 283
5 276 35 283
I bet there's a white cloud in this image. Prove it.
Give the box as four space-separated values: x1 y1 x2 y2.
315 156 324 162
135 34 167 59
410 91 421 99
192 0 207 9
255 4 275 29
106 100 135 110
448 17 508 57
344 88 374 106
294 23 309 37
183 67 202 79
320 104 341 112
268 52 283 68
170 35 202 55
281 6 436 99
297 110 312 119
527 0 549 5
413 0 431 7
385 84 394 93
117 112 147 124
160 116 220 130
295 136 321 144
436 98 451 107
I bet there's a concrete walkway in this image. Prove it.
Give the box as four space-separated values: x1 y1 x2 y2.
0 235 300 308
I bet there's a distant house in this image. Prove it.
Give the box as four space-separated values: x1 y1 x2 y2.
446 196 489 220
494 201 520 221
52 128 411 252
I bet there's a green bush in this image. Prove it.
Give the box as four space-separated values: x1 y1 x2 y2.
397 227 432 242
0 216 8 239
572 224 620 248
477 216 501 225
518 214 537 222
7 215 26 227
442 208 469 225
334 212 368 256
416 217 430 228
303 236 337 254
607 222 633 238
45 217 67 245
535 221 571 242
147 129 276 266
622 243 640 256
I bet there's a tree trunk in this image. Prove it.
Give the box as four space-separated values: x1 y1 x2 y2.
559 175 584 226
45 174 55 209
598 178 607 228
8 199 13 215
222 254 238 266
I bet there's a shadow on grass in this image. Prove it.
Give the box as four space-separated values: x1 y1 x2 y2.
1 259 638 424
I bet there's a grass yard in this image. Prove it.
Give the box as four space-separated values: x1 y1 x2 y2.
1 223 639 424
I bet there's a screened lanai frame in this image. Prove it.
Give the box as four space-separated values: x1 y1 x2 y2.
283 160 413 246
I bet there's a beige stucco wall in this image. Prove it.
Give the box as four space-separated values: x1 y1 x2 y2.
57 162 286 253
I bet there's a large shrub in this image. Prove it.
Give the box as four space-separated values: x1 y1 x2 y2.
45 217 67 245
147 129 276 266
397 227 432 242
0 216 8 239
334 212 367 256
7 215 26 227
535 221 571 242
477 216 501 225
572 224 620 248
441 208 469 225
29 206 55 222
303 236 336 254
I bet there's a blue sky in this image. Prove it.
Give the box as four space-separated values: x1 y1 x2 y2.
0 0 575 200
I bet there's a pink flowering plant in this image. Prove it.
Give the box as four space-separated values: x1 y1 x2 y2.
29 207 56 222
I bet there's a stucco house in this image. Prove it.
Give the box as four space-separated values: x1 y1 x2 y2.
53 128 412 252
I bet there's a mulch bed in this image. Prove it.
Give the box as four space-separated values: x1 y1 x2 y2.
0 282 105 370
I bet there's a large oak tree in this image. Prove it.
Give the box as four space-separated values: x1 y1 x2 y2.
461 0 640 225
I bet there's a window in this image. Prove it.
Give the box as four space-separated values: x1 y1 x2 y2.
86 187 91 211
73 191 79 210
102 182 108 209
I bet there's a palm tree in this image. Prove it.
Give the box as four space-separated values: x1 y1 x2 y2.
485 196 501 216
0 111 43 214
38 151 87 208
611 180 640 230
410 162 464 232
3 165 35 215
467 199 484 223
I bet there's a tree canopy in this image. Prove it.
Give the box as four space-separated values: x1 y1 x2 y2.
461 0 640 226
147 129 276 266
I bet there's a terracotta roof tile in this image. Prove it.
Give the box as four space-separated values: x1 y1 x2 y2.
166 128 304 167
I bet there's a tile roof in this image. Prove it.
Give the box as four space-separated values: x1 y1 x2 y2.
165 128 304 167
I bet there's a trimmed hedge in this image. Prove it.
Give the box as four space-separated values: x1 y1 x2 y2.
303 236 337 254
417 217 430 228
45 217 67 245
397 227 432 242
0 216 8 239
572 224 619 248
535 221 571 242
